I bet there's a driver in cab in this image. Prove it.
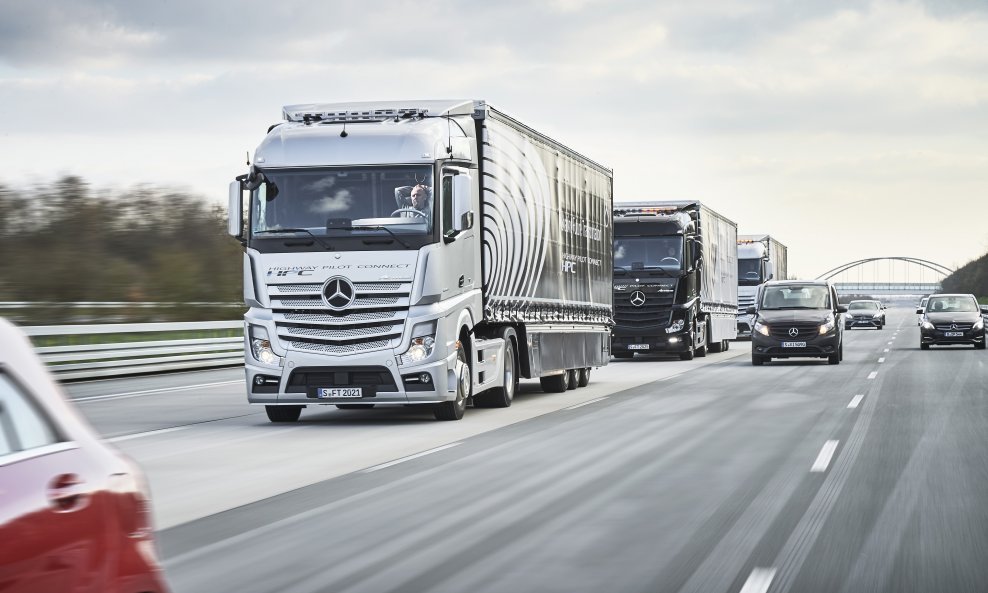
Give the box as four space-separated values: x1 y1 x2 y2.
394 184 432 229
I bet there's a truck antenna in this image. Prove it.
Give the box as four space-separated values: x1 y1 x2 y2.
246 151 250 166
340 122 348 138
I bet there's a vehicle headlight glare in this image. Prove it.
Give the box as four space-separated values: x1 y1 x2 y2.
819 317 836 335
251 338 280 365
666 319 685 334
973 318 984 331
754 321 770 337
922 320 934 330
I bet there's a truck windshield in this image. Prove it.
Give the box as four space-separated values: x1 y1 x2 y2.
613 236 683 272
251 166 434 239
760 285 831 310
738 258 762 286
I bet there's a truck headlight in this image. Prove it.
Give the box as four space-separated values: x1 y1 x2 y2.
754 320 770 336
249 325 282 366
400 321 437 364
665 319 685 334
819 317 836 335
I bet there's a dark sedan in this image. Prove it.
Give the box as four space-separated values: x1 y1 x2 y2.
844 299 886 330
918 294 986 350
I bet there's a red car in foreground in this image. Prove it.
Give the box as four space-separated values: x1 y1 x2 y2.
0 318 169 593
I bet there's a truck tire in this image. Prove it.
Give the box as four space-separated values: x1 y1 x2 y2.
577 368 591 387
540 373 568 393
266 405 302 423
476 334 517 408
566 369 578 390
435 342 469 421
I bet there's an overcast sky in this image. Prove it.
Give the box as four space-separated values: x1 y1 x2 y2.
1 0 986 280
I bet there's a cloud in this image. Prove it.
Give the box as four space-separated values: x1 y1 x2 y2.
309 190 353 214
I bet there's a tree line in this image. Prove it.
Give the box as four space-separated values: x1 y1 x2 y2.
942 251 988 302
0 176 244 323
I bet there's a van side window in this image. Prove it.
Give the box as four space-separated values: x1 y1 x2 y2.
0 373 60 458
441 174 455 238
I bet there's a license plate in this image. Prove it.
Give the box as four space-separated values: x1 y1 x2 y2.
782 341 807 348
628 344 650 350
944 331 963 337
316 387 363 399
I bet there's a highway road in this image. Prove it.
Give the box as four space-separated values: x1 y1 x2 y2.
64 308 988 593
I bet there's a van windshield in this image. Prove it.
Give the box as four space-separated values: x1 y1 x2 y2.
760 285 831 310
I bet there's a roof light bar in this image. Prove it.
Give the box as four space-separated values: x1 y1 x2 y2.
283 107 430 123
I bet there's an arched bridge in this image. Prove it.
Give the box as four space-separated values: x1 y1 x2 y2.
815 257 954 296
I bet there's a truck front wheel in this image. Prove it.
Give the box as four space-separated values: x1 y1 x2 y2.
435 343 469 421
266 405 302 423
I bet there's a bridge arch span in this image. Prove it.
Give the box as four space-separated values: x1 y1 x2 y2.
815 257 954 281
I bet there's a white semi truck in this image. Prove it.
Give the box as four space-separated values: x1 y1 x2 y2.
228 100 613 422
736 234 788 338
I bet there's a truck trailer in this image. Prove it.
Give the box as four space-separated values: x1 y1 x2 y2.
228 100 613 422
736 234 788 338
611 201 738 359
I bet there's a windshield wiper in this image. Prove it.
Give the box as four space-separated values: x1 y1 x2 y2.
254 228 335 250
350 225 412 249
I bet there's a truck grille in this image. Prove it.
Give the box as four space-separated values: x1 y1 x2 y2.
267 281 411 355
613 288 674 327
737 294 756 314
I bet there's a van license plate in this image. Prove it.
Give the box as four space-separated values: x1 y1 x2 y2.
782 341 807 348
944 331 963 337
317 388 363 398
628 344 650 350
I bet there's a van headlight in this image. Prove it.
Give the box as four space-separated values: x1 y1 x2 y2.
400 321 437 364
249 325 282 366
819 316 836 335
754 320 770 336
665 319 685 334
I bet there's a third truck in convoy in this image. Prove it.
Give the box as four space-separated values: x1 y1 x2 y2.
611 201 738 360
229 100 613 422
736 234 788 338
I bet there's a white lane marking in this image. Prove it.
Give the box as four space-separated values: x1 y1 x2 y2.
868 371 878 380
566 396 609 410
847 394 865 409
106 425 190 443
883 349 890 353
740 567 777 593
362 442 462 473
887 341 893 345
811 440 840 472
74 380 242 404
878 357 885 363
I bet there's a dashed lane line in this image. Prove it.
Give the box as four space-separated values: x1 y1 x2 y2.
739 568 776 593
847 394 864 409
811 440 840 472
74 380 243 404
361 442 462 473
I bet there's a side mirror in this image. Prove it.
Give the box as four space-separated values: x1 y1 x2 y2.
837 305 849 313
745 306 756 315
228 180 244 239
453 174 473 232
916 308 923 314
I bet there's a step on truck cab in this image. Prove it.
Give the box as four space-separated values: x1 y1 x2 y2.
736 234 788 338
228 100 614 422
611 201 738 360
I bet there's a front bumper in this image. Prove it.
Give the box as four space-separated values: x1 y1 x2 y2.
611 326 690 354
246 345 459 406
920 327 986 346
751 331 840 359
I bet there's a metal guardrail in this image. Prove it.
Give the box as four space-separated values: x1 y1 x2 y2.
24 321 244 381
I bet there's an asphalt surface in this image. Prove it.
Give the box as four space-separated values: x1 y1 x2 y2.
65 308 988 593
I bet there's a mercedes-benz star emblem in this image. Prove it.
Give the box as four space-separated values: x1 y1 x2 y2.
323 276 356 311
950 323 958 330
788 328 799 337
630 291 647 307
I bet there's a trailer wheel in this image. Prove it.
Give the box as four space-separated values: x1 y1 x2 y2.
577 368 591 387
566 369 578 390
540 373 568 393
435 342 469 421
265 405 302 423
